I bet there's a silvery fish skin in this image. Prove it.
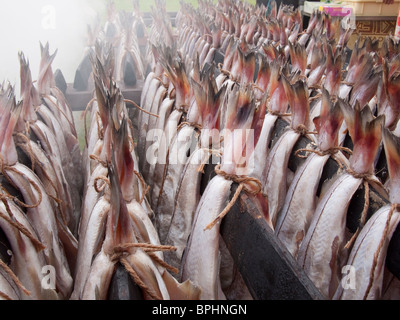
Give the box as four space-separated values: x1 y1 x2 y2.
297 173 362 299
146 97 174 187
0 269 21 300
249 113 278 180
333 205 400 300
151 109 182 209
71 196 110 300
79 164 109 240
155 124 197 243
125 249 171 300
138 77 161 171
41 94 77 139
0 201 47 300
126 201 162 252
261 128 300 226
35 104 81 233
142 85 168 181
80 248 115 300
275 153 330 258
181 175 232 300
6 163 73 299
16 136 74 230
141 71 156 108
164 146 211 268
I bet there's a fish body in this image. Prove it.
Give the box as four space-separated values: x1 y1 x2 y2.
164 146 211 268
261 128 300 226
333 205 400 300
181 175 232 299
7 163 73 298
275 153 330 258
297 173 362 299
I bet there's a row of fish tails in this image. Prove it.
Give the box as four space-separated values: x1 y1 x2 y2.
71 1 201 300
138 0 400 300
0 43 83 299
72 43 200 299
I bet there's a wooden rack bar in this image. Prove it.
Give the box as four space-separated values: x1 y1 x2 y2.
221 184 325 300
65 81 144 112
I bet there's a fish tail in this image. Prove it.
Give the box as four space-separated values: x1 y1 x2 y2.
282 75 309 130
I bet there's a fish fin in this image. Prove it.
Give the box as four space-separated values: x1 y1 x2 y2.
325 44 343 96
255 54 271 92
161 270 201 300
19 53 40 123
350 103 384 174
316 88 344 150
1 99 22 165
38 42 57 96
289 42 307 75
240 48 256 84
282 75 309 130
349 67 381 107
338 98 355 140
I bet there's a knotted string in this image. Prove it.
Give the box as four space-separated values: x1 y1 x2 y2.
344 169 383 252
124 99 159 118
93 176 111 194
197 148 222 174
204 164 262 231
0 156 42 209
295 146 353 169
133 169 150 204
217 62 232 79
294 124 317 136
363 204 400 299
266 105 292 117
109 242 178 300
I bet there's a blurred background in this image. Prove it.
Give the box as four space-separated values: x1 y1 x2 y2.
0 0 256 95
0 0 255 148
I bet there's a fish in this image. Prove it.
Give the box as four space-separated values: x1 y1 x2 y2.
145 96 174 188
297 100 385 299
180 174 232 299
0 95 73 299
261 76 310 226
0 262 24 300
142 85 168 181
35 45 83 230
181 84 256 299
137 75 162 172
71 195 110 300
377 59 400 131
0 199 48 300
164 71 226 269
333 205 400 299
275 89 345 259
155 123 197 243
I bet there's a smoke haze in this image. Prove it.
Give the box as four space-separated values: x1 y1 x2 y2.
0 0 105 97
